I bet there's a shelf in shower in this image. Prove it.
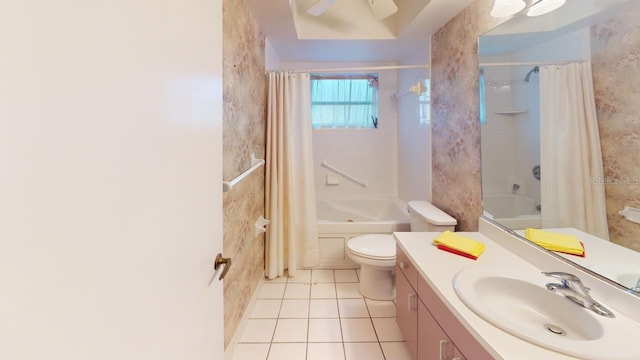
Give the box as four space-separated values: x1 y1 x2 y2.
495 110 528 116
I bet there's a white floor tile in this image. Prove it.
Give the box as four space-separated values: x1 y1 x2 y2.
279 299 309 319
336 283 363 299
272 318 308 343
311 269 335 283
380 342 413 360
307 343 345 360
231 343 270 360
341 318 378 342
288 269 311 283
309 299 339 318
308 318 343 342
372 318 404 341
238 319 277 343
257 283 286 299
310 283 337 299
283 283 310 299
267 343 307 360
250 299 282 319
334 269 359 283
365 299 396 318
344 342 385 360
338 298 369 318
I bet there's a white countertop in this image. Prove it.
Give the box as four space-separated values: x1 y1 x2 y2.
514 227 640 274
394 232 592 360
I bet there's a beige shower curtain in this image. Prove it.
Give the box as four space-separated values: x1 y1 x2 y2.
265 72 320 279
539 62 610 240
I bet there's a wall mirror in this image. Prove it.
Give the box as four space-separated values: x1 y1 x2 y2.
478 0 640 293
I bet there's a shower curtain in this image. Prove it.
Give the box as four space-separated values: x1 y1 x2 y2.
539 62 610 240
265 72 320 279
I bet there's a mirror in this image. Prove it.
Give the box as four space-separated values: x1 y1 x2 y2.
479 0 640 292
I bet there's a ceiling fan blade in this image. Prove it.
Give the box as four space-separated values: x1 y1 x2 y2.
306 0 337 16
368 0 398 20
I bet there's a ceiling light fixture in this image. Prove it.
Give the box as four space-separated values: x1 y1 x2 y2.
306 0 336 16
490 0 526 18
526 0 566 17
368 0 398 20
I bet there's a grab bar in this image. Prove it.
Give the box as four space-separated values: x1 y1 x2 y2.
223 154 265 192
321 160 367 187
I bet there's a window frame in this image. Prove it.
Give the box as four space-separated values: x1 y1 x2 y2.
310 72 379 129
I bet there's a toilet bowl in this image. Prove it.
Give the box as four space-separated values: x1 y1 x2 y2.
346 200 457 300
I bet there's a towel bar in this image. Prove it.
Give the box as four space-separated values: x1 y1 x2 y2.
223 154 265 192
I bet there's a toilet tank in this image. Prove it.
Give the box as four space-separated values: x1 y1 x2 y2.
407 201 457 232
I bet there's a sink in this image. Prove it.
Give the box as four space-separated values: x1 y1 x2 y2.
454 267 640 359
588 263 640 290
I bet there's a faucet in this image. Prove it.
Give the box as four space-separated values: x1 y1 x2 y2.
543 272 615 318
631 277 640 293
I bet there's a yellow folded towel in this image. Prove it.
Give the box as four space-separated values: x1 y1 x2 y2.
524 228 584 256
433 231 485 259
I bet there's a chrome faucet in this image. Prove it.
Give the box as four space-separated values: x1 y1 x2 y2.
543 271 615 318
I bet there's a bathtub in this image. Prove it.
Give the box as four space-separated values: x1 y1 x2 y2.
315 198 410 269
482 193 541 229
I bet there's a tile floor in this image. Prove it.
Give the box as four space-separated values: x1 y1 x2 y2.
230 269 413 360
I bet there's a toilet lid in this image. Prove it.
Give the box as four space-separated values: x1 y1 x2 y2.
348 234 395 260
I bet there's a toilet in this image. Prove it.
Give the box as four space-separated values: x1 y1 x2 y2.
346 201 457 300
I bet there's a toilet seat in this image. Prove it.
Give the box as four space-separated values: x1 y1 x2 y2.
347 234 395 260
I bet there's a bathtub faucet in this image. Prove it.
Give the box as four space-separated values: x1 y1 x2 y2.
512 184 520 193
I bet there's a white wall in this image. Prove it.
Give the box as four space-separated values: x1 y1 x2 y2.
480 55 520 196
481 27 591 206
397 51 431 202
281 62 399 200
265 37 282 71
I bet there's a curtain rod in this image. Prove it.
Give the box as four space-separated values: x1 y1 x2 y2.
288 64 430 73
479 60 585 67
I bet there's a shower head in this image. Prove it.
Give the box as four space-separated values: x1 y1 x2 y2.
524 66 540 82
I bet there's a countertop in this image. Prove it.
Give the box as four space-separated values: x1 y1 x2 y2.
394 231 599 360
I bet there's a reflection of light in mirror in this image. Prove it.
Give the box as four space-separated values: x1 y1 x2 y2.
527 0 566 17
490 0 526 18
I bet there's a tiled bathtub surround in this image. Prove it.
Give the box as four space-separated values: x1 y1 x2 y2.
231 269 412 360
590 6 640 252
223 0 268 348
430 0 508 231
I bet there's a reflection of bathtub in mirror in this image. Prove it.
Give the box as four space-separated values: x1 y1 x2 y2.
482 193 541 229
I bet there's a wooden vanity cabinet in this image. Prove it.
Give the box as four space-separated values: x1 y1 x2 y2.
396 267 418 359
396 245 493 360
418 298 466 360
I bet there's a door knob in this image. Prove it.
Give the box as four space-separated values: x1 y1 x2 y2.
214 254 232 280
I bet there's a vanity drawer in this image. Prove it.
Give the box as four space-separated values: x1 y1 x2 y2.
396 244 418 290
418 275 494 360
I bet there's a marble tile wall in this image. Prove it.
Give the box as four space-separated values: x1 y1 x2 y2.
222 0 268 348
430 0 507 231
591 7 640 251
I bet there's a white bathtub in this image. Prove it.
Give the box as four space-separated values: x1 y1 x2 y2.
483 193 541 229
315 198 410 269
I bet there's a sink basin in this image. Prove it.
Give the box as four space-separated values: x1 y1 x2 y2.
588 263 640 290
454 267 640 359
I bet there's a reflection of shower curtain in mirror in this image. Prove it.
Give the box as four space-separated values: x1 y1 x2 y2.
265 72 320 279
539 62 610 240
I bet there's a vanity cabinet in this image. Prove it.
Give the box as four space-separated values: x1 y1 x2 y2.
396 245 493 360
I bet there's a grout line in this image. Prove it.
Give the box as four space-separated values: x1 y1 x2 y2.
241 269 405 360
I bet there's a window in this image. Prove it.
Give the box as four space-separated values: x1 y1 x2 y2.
479 69 487 125
310 73 379 129
418 79 431 126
